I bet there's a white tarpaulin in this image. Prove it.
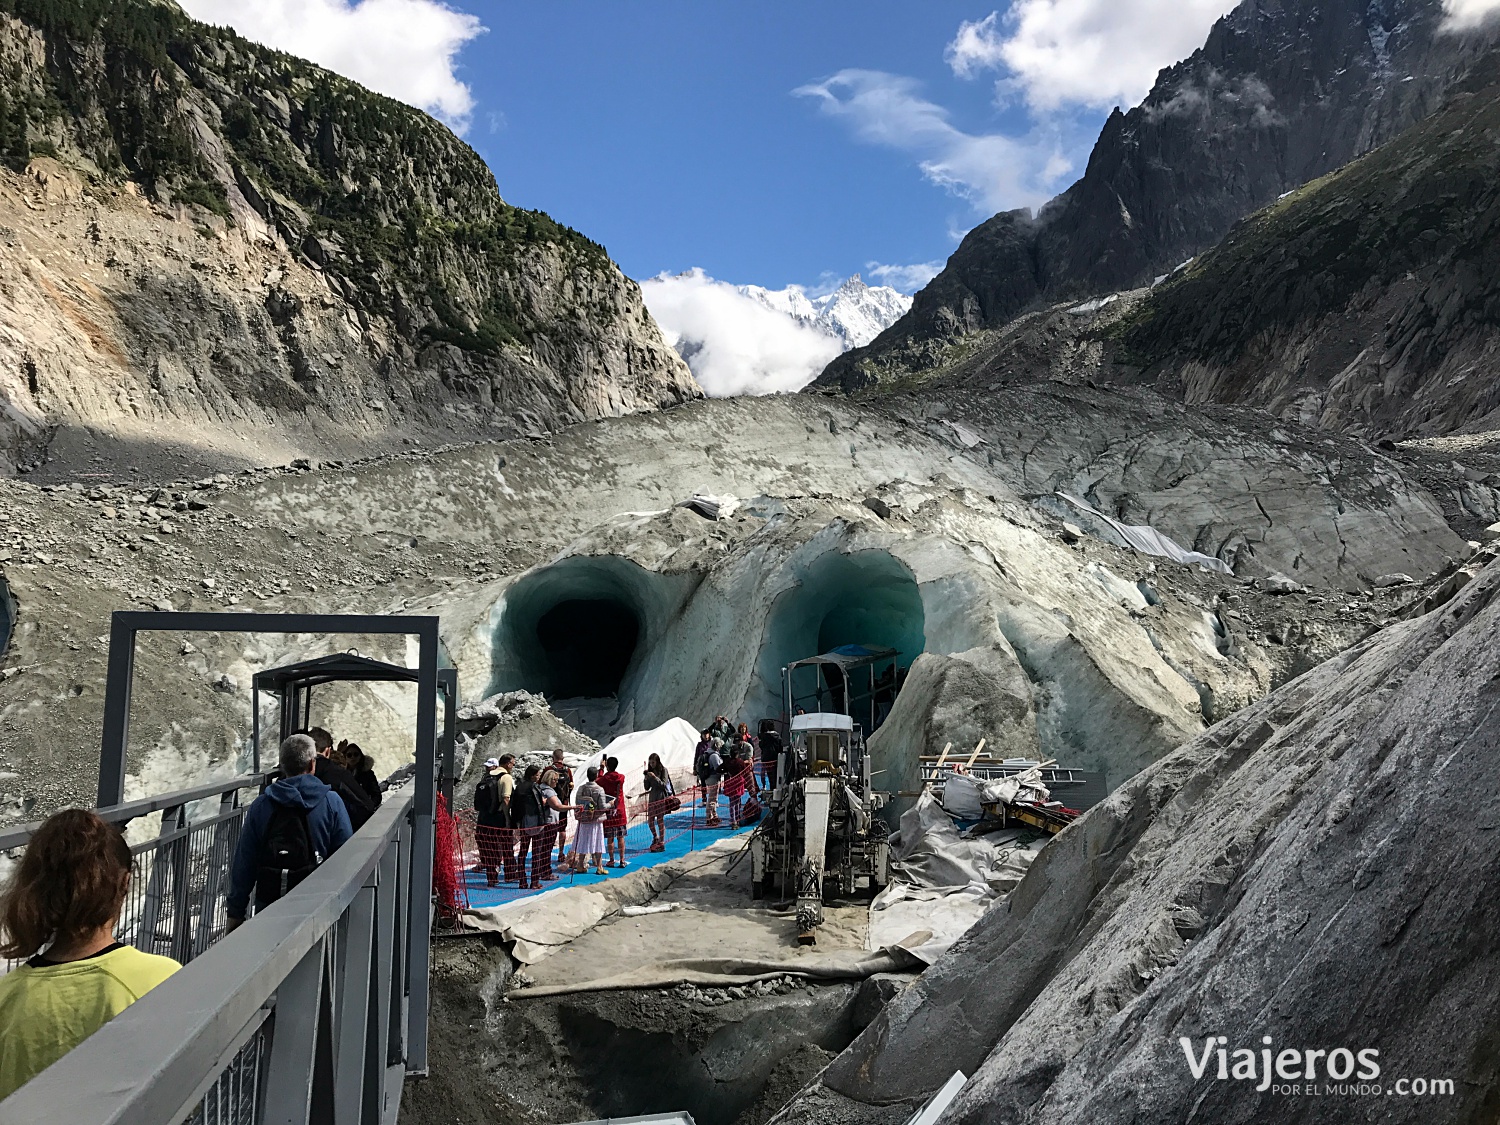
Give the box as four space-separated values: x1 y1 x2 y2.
573 716 698 821
867 791 1047 962
677 493 739 520
1056 492 1233 575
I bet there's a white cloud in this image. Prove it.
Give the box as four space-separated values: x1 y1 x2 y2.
1441 0 1500 29
948 2 1239 113
794 69 1072 212
640 270 845 398
865 260 944 292
178 0 485 131
945 12 1008 78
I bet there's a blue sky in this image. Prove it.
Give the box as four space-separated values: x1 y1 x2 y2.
457 4 1048 290
181 0 1244 293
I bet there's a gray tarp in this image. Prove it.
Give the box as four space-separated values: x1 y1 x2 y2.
508 949 924 999
463 837 917 996
1056 492 1234 574
867 791 1046 963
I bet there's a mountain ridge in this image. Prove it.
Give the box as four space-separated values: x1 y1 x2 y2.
738 273 912 350
816 0 1500 395
0 0 698 476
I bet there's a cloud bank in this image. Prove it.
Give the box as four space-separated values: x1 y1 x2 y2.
865 260 945 291
794 69 1072 213
948 2 1239 113
1442 0 1500 29
641 270 846 398
178 0 485 131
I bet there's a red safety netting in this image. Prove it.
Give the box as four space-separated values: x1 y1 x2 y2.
433 791 466 919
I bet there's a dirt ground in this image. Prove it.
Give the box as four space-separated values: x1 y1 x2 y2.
404 839 905 1125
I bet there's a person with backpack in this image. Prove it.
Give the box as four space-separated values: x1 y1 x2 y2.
474 755 515 887
540 749 575 868
226 734 353 931
695 736 724 827
512 765 575 889
304 727 375 831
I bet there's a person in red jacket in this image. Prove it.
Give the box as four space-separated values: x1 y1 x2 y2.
598 755 628 868
723 746 753 827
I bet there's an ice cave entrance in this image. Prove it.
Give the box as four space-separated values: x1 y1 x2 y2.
489 557 658 739
751 550 925 729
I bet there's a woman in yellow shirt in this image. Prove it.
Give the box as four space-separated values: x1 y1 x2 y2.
0 808 180 1099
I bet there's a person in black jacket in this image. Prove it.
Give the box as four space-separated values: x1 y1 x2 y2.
335 740 383 811
304 727 375 830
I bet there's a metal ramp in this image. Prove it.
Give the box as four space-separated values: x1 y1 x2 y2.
0 612 451 1125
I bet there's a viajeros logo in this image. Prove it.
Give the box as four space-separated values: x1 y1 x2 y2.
1179 1037 1455 1098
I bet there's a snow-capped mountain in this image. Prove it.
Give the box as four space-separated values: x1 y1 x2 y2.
738 274 911 348
639 268 914 398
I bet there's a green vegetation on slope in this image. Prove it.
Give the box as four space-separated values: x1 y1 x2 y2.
1112 80 1500 371
0 0 612 355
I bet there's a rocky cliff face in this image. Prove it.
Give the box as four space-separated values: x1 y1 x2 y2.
818 0 1500 393
0 0 698 477
1110 74 1500 441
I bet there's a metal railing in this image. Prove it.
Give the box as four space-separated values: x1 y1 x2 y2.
0 792 420 1125
0 774 269 970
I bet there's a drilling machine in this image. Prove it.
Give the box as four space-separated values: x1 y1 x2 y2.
750 650 894 944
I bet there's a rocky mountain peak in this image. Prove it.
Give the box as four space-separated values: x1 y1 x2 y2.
0 0 698 477
818 0 1498 393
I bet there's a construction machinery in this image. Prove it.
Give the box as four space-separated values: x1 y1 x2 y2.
751 648 895 943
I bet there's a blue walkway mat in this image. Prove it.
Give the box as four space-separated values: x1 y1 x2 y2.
460 795 757 911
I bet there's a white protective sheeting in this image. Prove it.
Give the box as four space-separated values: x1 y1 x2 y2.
1056 492 1233 575
867 791 1047 962
677 493 740 520
574 716 699 822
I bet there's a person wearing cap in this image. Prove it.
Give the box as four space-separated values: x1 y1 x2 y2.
474 755 515 887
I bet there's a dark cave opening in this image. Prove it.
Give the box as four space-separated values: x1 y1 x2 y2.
533 598 641 699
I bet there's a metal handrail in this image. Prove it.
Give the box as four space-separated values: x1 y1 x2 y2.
0 774 269 850
0 792 418 1125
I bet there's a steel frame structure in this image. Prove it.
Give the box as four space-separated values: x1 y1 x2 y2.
94 611 443 1073
0 610 448 1124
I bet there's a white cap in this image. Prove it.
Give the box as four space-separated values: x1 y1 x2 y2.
484 757 500 769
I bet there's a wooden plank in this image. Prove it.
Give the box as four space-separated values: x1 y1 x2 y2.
963 739 987 769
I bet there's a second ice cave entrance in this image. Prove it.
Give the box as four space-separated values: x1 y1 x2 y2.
750 549 925 726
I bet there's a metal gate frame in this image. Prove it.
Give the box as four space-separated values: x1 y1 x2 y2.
92 611 443 1073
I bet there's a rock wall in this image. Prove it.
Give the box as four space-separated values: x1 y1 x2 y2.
0 2 698 477
1110 76 1500 441
0 392 1446 818
817 0 1500 393
774 548 1500 1124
